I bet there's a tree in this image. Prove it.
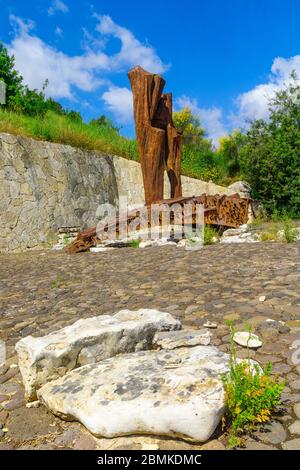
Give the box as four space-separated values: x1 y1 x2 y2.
0 42 23 106
173 107 216 178
218 130 245 176
173 107 206 147
239 73 300 216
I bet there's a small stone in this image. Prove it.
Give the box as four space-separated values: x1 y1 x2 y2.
203 321 218 329
223 313 240 321
0 368 18 384
294 403 300 419
54 429 81 447
259 296 266 302
3 396 24 410
288 420 300 435
26 400 40 409
201 440 226 450
260 329 279 341
246 316 268 329
282 438 300 450
73 434 97 450
271 363 291 375
233 332 262 349
90 247 114 253
244 440 277 450
279 325 291 334
281 393 300 403
0 410 8 426
254 354 281 365
290 379 300 391
0 366 8 376
255 421 287 445
0 382 20 394
5 406 57 441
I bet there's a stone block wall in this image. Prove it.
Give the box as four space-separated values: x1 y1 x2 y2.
0 132 238 252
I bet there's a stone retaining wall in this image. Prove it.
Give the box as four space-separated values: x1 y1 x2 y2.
0 132 236 252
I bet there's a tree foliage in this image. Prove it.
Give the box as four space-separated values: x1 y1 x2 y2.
239 74 300 216
218 130 245 177
0 42 81 121
173 107 218 180
0 42 23 106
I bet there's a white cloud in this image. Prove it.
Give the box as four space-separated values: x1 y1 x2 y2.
8 16 108 99
175 96 227 146
48 0 69 16
95 14 169 74
232 55 300 127
102 87 133 123
6 14 167 103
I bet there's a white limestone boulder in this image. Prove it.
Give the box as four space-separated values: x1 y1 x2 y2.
16 309 181 401
153 329 212 350
38 345 231 442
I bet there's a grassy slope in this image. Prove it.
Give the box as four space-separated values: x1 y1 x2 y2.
0 109 231 184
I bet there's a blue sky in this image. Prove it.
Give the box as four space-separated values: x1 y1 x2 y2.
1 0 300 144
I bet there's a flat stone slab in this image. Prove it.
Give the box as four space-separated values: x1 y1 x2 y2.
38 346 230 443
16 309 181 401
153 329 212 350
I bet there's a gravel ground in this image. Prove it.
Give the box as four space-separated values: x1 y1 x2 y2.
0 242 300 450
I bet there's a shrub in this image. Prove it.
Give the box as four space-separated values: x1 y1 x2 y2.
203 225 219 245
222 322 285 448
282 217 298 243
239 74 300 217
130 239 140 248
259 224 279 242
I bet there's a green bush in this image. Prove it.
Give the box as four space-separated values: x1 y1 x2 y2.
222 322 285 448
282 217 298 243
203 225 219 245
239 74 300 216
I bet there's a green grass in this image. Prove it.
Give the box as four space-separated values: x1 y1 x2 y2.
0 109 138 161
0 109 234 184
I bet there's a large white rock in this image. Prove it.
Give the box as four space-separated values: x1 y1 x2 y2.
16 309 181 401
38 346 231 442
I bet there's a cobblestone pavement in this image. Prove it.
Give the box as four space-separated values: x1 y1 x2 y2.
0 243 300 450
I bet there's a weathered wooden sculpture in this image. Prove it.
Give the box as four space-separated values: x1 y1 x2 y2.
128 66 183 205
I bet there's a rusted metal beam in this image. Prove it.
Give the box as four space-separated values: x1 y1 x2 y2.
66 194 251 254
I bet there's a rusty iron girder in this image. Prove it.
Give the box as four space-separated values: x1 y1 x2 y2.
66 194 251 254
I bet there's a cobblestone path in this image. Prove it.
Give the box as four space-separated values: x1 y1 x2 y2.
0 243 300 450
